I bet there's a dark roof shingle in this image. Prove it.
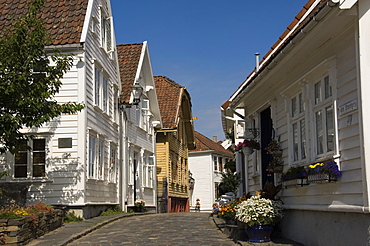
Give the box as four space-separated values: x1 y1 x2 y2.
116 43 143 103
154 75 184 129
0 0 88 45
191 131 233 156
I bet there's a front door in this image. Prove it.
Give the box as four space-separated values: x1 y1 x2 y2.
260 107 273 187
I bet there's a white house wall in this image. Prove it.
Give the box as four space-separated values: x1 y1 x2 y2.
83 0 120 205
12 0 120 208
237 7 365 212
188 153 213 211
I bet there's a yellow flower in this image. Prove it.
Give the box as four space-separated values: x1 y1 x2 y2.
309 163 324 169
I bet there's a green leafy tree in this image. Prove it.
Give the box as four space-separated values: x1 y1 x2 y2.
218 172 241 196
0 0 84 154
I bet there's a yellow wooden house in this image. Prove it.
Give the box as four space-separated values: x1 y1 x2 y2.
154 76 195 213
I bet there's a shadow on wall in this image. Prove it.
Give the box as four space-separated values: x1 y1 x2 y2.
29 156 84 205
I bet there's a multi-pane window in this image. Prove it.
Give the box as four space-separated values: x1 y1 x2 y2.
88 134 106 180
218 157 223 172
291 93 306 162
109 145 117 183
14 139 46 178
88 135 96 178
314 76 334 155
101 10 113 53
135 99 150 131
94 66 109 113
98 139 104 180
213 156 218 171
290 75 336 163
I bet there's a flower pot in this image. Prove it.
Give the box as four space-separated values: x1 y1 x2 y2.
273 165 283 173
134 206 144 212
272 150 282 157
225 219 237 225
243 147 254 155
245 224 273 243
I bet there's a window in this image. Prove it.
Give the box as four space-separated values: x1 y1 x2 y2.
109 145 117 183
218 157 223 172
171 153 178 182
291 93 307 162
88 135 96 178
94 66 109 113
135 99 150 131
14 139 46 178
98 138 104 180
213 156 218 171
289 73 336 164
88 134 106 180
100 9 113 53
314 76 334 156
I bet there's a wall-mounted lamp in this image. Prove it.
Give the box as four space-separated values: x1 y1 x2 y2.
119 81 143 110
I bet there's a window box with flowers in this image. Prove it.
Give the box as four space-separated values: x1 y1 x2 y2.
235 139 260 155
281 166 309 187
307 161 342 183
281 161 342 188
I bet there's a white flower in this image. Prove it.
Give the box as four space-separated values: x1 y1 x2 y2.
235 195 283 227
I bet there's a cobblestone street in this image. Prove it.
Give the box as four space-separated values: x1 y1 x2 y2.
67 213 235 246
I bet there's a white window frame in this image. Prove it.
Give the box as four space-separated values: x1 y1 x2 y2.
88 134 97 179
285 58 338 166
94 65 109 114
291 92 307 163
13 138 46 179
98 138 105 180
312 75 335 158
213 155 218 172
109 144 117 183
100 8 113 54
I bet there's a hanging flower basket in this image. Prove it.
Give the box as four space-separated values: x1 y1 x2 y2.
243 146 254 155
272 150 283 157
272 165 283 173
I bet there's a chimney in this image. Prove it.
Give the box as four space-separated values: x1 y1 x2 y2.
255 52 260 72
213 136 217 142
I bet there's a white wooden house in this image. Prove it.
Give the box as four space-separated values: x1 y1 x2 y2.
222 0 370 244
188 132 234 212
0 0 121 218
116 42 162 212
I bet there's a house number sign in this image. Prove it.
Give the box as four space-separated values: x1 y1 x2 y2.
339 100 357 116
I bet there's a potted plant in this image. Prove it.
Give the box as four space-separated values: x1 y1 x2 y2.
218 197 245 224
267 157 284 173
235 195 283 242
235 139 260 155
266 139 282 157
134 199 145 212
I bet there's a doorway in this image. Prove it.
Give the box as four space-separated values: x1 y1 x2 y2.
260 107 273 187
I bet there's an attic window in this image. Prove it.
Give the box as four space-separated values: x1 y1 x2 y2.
100 10 113 53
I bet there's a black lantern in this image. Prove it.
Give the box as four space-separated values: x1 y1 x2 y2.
119 81 143 109
131 82 143 105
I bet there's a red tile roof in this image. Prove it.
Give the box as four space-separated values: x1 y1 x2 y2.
154 75 184 129
0 0 88 45
190 131 233 156
116 43 143 103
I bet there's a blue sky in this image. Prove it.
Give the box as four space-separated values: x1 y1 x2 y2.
111 1 307 141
